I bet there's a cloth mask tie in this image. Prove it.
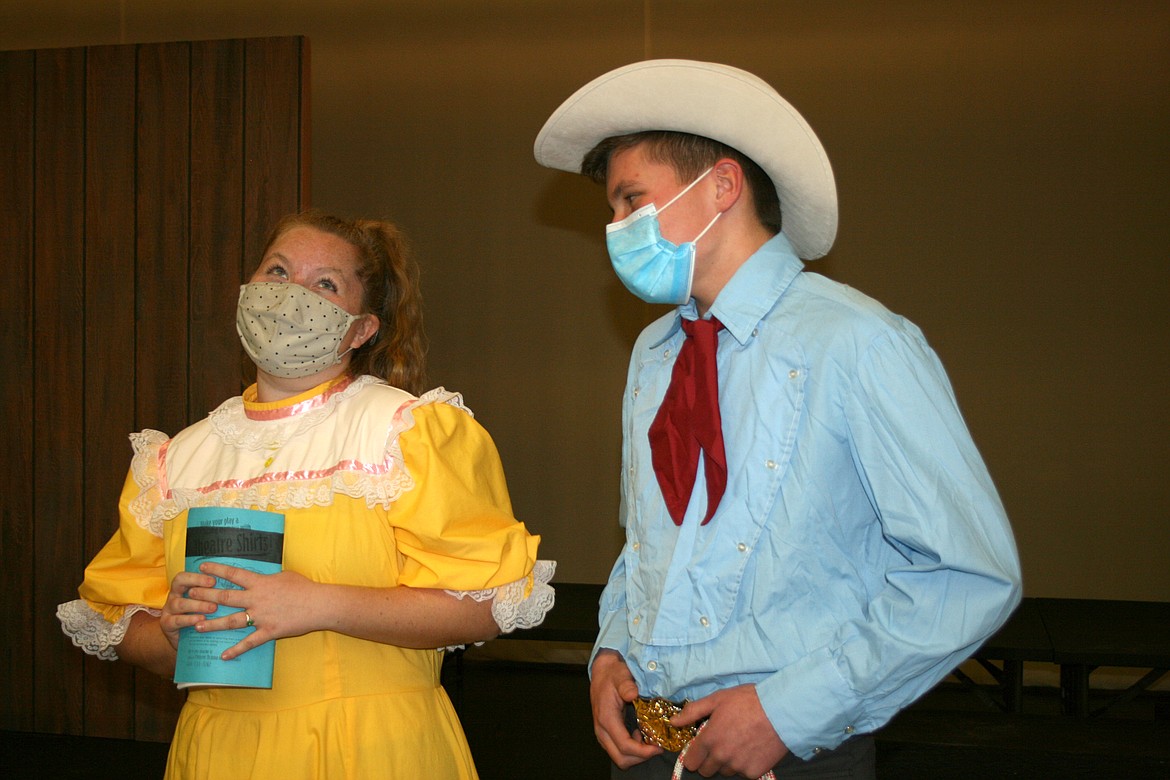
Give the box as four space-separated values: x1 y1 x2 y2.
236 282 365 379
605 168 721 305
648 316 727 525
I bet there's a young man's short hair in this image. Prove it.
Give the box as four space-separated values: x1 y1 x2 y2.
581 130 782 234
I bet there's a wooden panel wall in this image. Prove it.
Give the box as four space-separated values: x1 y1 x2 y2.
0 36 309 742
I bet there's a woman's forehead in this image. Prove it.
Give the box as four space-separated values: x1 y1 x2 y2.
267 226 359 270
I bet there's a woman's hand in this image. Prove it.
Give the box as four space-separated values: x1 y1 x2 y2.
116 569 220 677
185 562 503 658
185 562 320 660
159 569 220 651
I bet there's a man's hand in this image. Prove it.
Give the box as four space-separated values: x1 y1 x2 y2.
673 684 788 778
590 650 663 769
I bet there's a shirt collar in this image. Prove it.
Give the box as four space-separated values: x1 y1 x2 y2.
650 233 805 348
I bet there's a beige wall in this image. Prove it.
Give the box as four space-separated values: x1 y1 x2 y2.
4 1 1167 598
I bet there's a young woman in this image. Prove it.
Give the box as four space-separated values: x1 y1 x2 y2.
58 210 554 779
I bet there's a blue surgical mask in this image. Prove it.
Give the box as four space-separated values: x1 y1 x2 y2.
605 167 721 305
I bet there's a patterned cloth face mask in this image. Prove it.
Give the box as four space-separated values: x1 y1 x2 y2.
604 167 721 305
236 282 365 379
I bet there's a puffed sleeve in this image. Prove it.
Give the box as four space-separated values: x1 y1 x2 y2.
57 430 171 660
389 397 554 633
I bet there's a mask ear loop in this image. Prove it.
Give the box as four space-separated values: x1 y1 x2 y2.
658 167 715 214
336 312 369 361
692 210 722 243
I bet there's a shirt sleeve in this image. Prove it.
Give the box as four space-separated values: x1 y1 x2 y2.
57 432 171 660
389 400 542 594
756 327 1022 757
590 554 631 673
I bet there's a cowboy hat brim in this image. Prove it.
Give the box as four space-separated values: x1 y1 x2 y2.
534 59 837 260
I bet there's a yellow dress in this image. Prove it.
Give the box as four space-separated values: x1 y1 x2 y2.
57 375 554 780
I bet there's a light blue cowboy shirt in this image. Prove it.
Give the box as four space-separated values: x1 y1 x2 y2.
594 233 1022 760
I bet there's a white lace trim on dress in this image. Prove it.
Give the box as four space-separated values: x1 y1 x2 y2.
207 375 381 451
441 559 557 651
125 385 470 536
56 600 161 661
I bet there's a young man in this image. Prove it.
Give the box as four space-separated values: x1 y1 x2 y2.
534 60 1021 779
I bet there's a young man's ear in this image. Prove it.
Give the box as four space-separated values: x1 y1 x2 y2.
712 158 746 210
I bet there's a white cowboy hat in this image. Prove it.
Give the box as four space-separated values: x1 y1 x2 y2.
534 59 837 260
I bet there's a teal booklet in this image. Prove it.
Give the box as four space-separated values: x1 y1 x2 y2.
174 506 285 689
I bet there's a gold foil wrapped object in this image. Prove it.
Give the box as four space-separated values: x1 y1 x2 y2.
633 697 699 752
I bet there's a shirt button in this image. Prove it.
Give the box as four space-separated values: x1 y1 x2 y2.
844 725 855 734
737 542 747 552
633 387 640 398
765 459 778 470
699 616 709 627
813 747 825 755
663 350 672 360
632 615 641 625
632 542 640 552
752 328 759 337
647 660 658 671
789 369 799 379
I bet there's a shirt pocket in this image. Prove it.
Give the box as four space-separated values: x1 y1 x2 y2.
722 338 807 523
